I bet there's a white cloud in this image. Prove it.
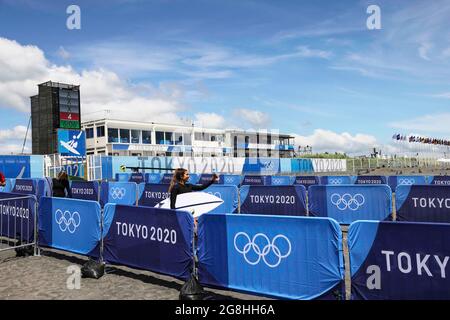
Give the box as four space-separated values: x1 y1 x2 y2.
57 46 70 60
292 129 378 154
233 108 270 128
194 112 226 128
0 37 186 123
390 113 450 134
0 126 30 154
432 92 450 99
418 43 432 61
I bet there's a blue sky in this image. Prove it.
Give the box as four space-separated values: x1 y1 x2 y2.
1 0 450 154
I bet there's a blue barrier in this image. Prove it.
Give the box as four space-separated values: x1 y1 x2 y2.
308 185 392 224
38 197 101 255
12 179 37 196
395 185 450 222
100 182 138 207
222 175 243 186
353 175 387 185
270 176 293 186
160 173 199 184
239 186 307 216
0 178 14 193
387 175 427 191
198 214 344 299
70 181 100 202
137 183 170 207
427 176 450 185
203 185 239 214
294 176 320 189
242 175 271 186
115 173 131 182
199 174 222 185
349 220 450 300
145 173 162 184
320 176 352 185
101 204 194 280
129 173 145 184
0 192 36 241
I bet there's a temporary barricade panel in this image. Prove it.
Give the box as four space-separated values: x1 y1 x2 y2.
348 220 450 300
197 214 344 300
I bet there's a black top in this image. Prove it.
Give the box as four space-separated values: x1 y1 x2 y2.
170 180 215 209
52 178 72 198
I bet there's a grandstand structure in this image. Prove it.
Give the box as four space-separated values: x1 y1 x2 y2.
81 118 296 158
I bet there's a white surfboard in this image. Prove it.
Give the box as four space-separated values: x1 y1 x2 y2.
155 191 224 218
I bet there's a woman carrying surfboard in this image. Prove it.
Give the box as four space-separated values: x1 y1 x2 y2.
169 168 219 209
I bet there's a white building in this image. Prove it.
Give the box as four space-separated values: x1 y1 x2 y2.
82 118 295 158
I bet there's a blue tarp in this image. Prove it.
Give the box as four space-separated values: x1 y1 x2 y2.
197 214 344 299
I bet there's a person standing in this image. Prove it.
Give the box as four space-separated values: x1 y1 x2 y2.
169 169 218 209
52 171 72 198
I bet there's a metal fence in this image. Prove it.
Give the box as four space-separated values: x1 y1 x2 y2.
0 194 38 255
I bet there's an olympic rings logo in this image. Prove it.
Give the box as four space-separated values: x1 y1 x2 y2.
272 178 284 185
398 178 415 185
110 187 126 200
234 232 292 268
207 191 222 199
329 178 343 185
224 177 235 184
331 193 365 211
55 209 81 233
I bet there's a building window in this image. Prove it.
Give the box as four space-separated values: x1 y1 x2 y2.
120 129 130 143
165 132 173 145
96 126 105 137
184 133 192 145
194 132 202 141
86 128 94 139
108 128 119 143
174 132 183 145
142 130 151 144
131 130 140 144
156 131 165 144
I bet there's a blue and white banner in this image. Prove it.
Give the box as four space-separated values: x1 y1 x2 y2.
145 173 162 184
70 181 99 202
294 176 320 189
0 192 36 241
242 175 271 186
242 158 280 175
395 185 450 222
102 204 194 279
129 173 145 184
270 176 293 186
320 176 352 185
387 175 427 191
38 197 101 255
0 155 44 179
239 186 307 216
349 220 450 300
198 214 344 299
308 185 392 224
57 129 86 157
353 175 387 185
115 173 131 182
199 174 222 185
203 185 239 214
12 179 46 198
160 173 199 185
100 182 138 207
222 175 243 186
137 183 170 207
0 178 14 193
428 176 450 186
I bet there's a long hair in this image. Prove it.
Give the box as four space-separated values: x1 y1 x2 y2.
57 171 68 181
169 168 187 193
